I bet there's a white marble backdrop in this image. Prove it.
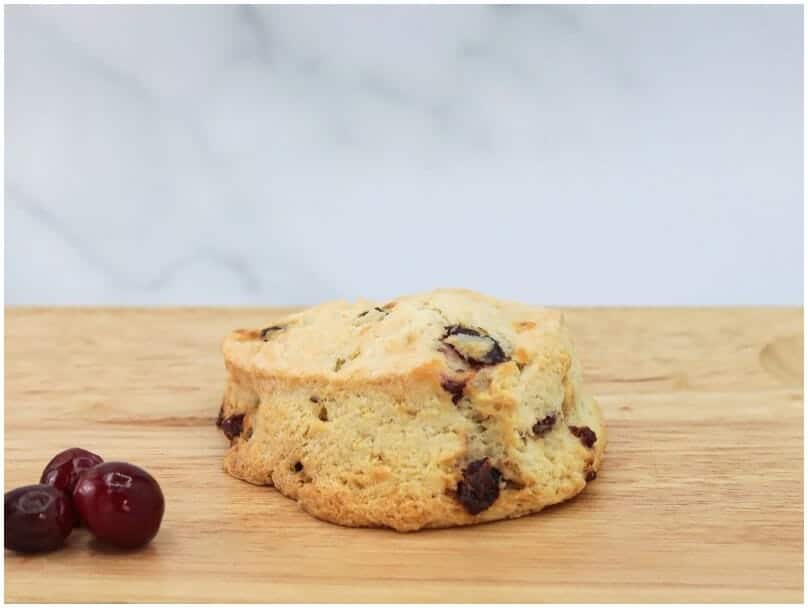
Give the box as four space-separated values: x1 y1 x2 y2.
6 5 803 305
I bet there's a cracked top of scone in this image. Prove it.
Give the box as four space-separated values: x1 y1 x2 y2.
223 288 571 385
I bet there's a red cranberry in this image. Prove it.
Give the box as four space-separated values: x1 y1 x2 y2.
40 447 104 494
73 462 164 549
5 484 77 553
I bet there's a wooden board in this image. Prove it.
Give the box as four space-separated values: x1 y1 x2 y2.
4 307 803 602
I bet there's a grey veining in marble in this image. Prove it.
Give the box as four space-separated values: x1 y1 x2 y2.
6 5 803 305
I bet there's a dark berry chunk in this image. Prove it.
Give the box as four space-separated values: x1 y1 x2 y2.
5 484 77 553
585 470 597 482
441 377 467 404
73 462 164 549
532 413 557 437
259 326 284 341
456 458 502 515
217 413 244 440
293 462 304 473
445 325 482 337
442 325 508 366
569 425 597 448
40 447 104 495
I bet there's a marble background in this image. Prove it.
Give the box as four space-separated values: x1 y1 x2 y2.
6 5 803 306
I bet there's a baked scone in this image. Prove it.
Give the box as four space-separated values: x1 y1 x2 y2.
217 289 605 532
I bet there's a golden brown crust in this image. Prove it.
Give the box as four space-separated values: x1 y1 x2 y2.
217 289 606 531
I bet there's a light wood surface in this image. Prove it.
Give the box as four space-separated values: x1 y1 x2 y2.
4 307 804 602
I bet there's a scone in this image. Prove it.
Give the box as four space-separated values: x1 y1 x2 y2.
217 289 605 532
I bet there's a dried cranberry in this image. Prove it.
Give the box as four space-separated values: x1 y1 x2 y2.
73 462 164 549
445 325 482 337
5 484 77 553
442 325 507 366
456 458 502 515
532 413 557 436
259 326 284 341
40 447 104 495
569 425 597 448
441 378 466 404
217 413 244 440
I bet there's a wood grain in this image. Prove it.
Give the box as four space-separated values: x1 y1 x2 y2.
4 307 803 602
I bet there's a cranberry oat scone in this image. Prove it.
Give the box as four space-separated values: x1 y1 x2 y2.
217 289 606 531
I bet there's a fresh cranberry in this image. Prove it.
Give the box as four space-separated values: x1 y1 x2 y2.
40 447 104 494
5 484 77 553
73 462 164 549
